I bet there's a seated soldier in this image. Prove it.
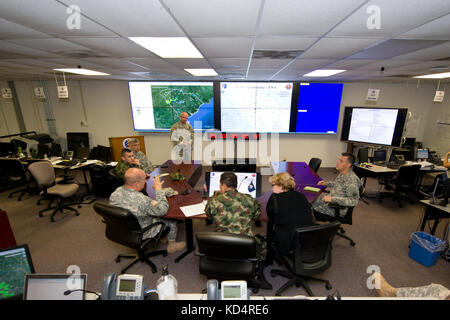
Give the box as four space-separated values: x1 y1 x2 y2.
114 148 141 181
128 138 153 174
312 152 362 221
204 172 271 289
109 168 186 254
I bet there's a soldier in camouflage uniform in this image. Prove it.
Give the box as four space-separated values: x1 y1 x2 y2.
109 168 186 254
204 172 272 289
374 272 450 299
312 153 362 220
128 138 153 173
170 112 194 160
114 148 145 181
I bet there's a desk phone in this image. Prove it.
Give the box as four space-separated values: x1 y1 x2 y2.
102 273 144 300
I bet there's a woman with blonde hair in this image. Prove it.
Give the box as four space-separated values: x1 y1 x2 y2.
267 172 314 256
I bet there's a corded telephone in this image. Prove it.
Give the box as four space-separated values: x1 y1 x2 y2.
101 273 144 300
206 279 248 300
63 150 74 160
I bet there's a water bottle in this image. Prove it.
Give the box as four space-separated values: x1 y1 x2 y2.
18 146 24 158
156 265 178 300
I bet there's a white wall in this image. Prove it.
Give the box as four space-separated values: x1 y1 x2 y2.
4 79 446 167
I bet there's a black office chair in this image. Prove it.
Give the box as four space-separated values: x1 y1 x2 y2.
93 202 167 274
318 185 366 247
308 158 322 173
270 221 340 296
195 232 268 293
378 164 421 208
0 159 36 201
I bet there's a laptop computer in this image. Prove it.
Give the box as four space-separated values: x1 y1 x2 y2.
23 274 88 300
0 244 35 300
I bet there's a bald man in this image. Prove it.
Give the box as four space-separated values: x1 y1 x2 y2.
170 112 194 159
109 168 186 254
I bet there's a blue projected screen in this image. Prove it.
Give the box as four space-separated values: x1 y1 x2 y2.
295 83 343 134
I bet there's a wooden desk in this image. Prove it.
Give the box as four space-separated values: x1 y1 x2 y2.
419 199 450 235
145 161 323 263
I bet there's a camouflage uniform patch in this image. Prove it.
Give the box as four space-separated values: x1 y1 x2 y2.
397 283 450 299
114 160 139 181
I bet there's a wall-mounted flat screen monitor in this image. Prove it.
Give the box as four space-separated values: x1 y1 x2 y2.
129 82 215 131
220 82 293 133
340 107 408 147
293 82 343 134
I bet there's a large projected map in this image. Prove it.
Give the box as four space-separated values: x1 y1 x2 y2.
129 82 214 131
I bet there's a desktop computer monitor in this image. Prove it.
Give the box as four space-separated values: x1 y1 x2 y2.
0 244 35 300
205 171 261 198
373 149 387 162
416 148 429 160
23 274 87 300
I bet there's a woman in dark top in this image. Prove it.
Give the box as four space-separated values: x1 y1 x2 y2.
267 172 314 256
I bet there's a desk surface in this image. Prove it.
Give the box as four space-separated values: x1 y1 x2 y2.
420 199 450 213
145 161 323 221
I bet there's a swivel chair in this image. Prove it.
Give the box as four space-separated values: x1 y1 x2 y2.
378 164 421 207
270 221 340 296
308 158 322 173
1 159 36 201
28 161 80 222
195 232 270 293
93 202 167 274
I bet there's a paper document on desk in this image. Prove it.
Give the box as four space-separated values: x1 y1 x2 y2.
180 201 207 217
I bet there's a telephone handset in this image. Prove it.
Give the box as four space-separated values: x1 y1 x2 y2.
207 279 219 300
101 273 144 300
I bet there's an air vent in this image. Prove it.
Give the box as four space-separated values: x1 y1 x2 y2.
384 74 411 78
221 72 246 79
252 50 303 59
434 56 450 61
55 50 110 58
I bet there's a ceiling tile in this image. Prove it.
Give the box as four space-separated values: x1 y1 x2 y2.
259 0 367 36
329 0 450 38
0 17 52 39
397 14 450 40
0 0 116 37
300 38 377 59
61 0 185 37
193 37 253 58
163 0 262 37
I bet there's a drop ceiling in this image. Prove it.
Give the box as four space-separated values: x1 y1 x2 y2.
0 0 449 82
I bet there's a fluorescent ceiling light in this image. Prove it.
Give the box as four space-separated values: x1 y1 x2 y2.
413 72 450 79
129 37 203 58
53 68 110 76
303 69 346 77
184 68 218 76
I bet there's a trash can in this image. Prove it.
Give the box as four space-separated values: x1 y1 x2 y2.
408 232 446 266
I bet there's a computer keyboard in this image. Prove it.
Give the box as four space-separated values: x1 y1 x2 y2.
374 161 388 167
58 160 78 166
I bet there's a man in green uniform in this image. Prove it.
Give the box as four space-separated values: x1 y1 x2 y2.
204 172 271 289
114 148 141 181
170 112 194 161
312 152 362 220
128 138 153 174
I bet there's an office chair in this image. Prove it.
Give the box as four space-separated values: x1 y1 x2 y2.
195 232 269 293
378 164 421 208
93 202 167 274
28 161 80 222
308 158 322 173
270 221 340 296
1 159 36 201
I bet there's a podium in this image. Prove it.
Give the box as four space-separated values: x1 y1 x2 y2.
108 136 146 161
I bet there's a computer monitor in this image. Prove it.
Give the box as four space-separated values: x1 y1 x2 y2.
416 148 429 160
357 147 369 163
402 137 416 148
205 171 261 198
0 244 35 300
23 274 87 300
373 149 387 162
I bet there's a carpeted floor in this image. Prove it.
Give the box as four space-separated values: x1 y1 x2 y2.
2 167 449 298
